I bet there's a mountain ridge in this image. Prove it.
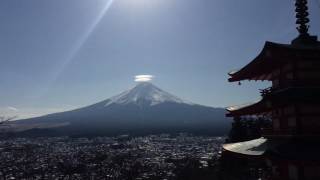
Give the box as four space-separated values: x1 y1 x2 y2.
10 82 230 137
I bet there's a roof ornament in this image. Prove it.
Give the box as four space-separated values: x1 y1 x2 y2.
295 0 310 36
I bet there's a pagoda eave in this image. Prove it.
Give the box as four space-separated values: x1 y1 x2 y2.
226 101 267 117
222 138 268 157
227 87 320 117
223 138 320 164
228 41 320 82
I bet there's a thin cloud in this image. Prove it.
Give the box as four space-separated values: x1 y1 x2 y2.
7 106 18 112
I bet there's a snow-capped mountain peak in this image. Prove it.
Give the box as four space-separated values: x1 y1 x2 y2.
105 82 193 106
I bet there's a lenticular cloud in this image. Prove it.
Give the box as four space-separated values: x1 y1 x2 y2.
135 75 154 82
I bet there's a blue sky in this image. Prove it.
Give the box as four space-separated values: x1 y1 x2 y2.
0 0 320 119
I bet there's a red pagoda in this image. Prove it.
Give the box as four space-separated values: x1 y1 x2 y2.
223 0 320 179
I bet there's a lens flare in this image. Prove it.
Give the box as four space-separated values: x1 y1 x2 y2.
41 0 115 97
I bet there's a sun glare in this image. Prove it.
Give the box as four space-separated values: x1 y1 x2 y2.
44 0 115 95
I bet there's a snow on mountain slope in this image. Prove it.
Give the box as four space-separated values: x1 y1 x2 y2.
10 82 230 136
105 82 193 106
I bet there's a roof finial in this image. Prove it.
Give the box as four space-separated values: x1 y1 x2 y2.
295 0 310 36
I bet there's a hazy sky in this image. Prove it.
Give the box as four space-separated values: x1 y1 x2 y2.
1 0 320 119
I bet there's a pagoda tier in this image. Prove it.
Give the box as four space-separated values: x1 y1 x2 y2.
265 140 320 180
228 41 320 83
223 138 267 157
224 138 320 161
226 100 267 117
227 87 320 137
223 138 320 179
227 87 320 116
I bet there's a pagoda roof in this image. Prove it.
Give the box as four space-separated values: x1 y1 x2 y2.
229 40 320 82
223 138 268 156
223 138 320 160
227 87 320 117
226 101 266 117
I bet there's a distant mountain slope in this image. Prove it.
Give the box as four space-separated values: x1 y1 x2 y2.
13 82 230 137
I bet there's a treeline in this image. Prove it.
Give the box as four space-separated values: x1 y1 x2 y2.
218 116 272 180
226 117 271 143
174 116 272 180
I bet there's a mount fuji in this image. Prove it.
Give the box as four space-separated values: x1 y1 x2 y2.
12 82 230 137
105 82 192 107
